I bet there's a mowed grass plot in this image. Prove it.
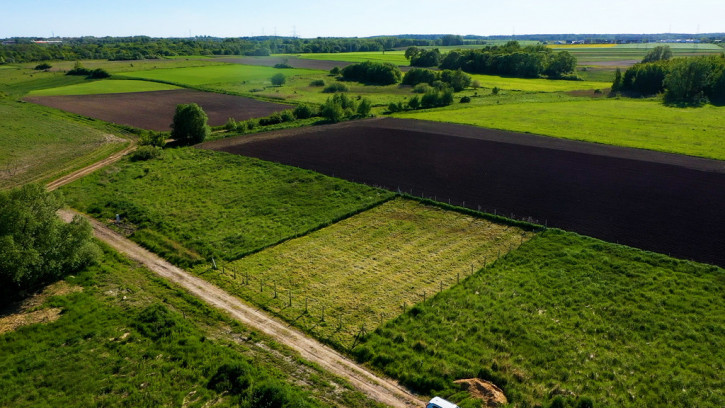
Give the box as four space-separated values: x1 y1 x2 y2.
61 148 393 265
118 64 321 87
354 229 725 408
28 79 181 96
296 51 408 66
396 98 725 160
0 100 129 189
193 199 534 348
469 74 607 92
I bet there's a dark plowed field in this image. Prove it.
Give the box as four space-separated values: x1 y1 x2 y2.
203 118 725 266
25 90 292 131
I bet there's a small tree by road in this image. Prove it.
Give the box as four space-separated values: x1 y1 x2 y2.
171 103 210 144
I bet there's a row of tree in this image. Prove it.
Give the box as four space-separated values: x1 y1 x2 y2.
405 41 577 79
613 55 725 105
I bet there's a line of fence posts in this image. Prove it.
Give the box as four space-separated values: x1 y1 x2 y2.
209 255 498 349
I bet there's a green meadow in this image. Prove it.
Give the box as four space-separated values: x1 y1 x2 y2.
60 148 393 265
396 98 725 160
193 199 534 348
28 79 181 96
0 244 380 408
354 229 725 408
297 51 408 65
469 74 606 92
117 64 321 87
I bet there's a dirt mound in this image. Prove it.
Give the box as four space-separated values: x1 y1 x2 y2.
454 378 507 407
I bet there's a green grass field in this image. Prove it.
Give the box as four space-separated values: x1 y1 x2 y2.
117 64 322 87
0 243 380 408
192 199 534 348
60 148 393 265
0 100 129 189
296 51 408 65
354 229 725 408
549 43 724 63
28 79 181 96
396 98 725 160
469 74 606 92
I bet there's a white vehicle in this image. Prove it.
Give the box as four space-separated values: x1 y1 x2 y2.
426 396 460 408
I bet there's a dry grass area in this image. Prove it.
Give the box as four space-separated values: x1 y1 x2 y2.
196 198 534 347
0 281 82 335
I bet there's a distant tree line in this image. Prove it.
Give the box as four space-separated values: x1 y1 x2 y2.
613 54 725 105
406 41 577 79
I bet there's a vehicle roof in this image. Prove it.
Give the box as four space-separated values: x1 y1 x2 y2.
428 396 459 408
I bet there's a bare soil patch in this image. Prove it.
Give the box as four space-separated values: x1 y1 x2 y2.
0 281 83 335
25 90 292 131
202 117 725 266
454 379 508 407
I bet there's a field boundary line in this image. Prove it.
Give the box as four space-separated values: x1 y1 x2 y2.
57 208 424 408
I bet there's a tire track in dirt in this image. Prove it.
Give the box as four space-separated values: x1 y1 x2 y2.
46 143 136 191
57 208 424 408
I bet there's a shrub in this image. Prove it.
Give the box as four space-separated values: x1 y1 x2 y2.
270 73 286 86
309 79 325 87
460 96 471 103
224 118 237 131
293 104 315 119
34 63 52 70
258 112 284 126
273 63 293 69
280 110 296 122
492 86 500 95
138 131 166 147
132 304 185 340
413 83 433 94
356 98 372 117
329 66 341 76
171 103 210 144
207 362 252 395
408 95 420 109
471 80 481 89
402 68 437 86
440 69 472 92
130 145 162 161
88 68 110 79
323 82 349 93
341 61 402 85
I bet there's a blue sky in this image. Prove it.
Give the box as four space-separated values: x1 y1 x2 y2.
2 0 724 38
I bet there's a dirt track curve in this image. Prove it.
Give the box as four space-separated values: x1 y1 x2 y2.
46 144 136 192
57 208 423 408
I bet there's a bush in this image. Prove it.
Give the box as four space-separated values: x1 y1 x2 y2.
460 96 471 103
440 69 472 92
258 112 284 126
0 185 100 304
130 145 162 161
280 110 296 122
323 82 349 93
273 63 293 69
402 68 437 86
293 104 315 119
420 88 454 109
492 87 500 95
138 131 166 147
309 79 325 87
341 61 402 85
34 63 52 70
132 304 185 340
270 73 286 86
171 103 210 144
471 80 481 89
207 362 252 395
329 66 341 76
88 68 110 79
356 98 372 117
224 118 237 131
413 83 433 94
408 95 420 109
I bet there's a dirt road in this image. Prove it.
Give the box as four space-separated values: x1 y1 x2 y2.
57 208 423 408
46 144 136 191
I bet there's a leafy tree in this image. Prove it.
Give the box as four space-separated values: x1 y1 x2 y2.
439 69 472 92
341 61 401 85
171 103 210 144
270 73 286 86
405 47 422 61
0 184 100 304
410 49 442 67
356 98 372 117
622 61 669 96
664 57 716 105
402 68 437 86
545 51 577 78
440 35 464 46
611 68 623 93
642 45 673 63
293 104 315 119
408 95 420 109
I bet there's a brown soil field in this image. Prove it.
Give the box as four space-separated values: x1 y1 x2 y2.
25 90 292 131
202 118 725 266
